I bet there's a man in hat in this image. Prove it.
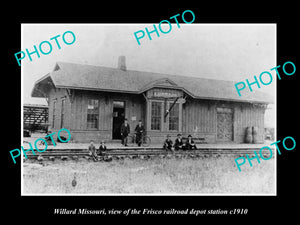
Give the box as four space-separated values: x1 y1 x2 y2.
98 140 107 157
120 118 130 146
185 134 197 150
174 133 184 150
135 120 145 147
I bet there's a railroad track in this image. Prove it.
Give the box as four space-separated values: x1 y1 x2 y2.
23 147 273 160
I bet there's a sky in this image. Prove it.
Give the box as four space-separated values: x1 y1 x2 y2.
22 23 276 127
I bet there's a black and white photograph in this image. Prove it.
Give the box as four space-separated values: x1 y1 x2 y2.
3 4 299 220
21 24 276 195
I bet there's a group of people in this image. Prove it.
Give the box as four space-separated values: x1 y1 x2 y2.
120 119 144 147
88 119 144 161
88 140 107 161
88 120 198 160
163 134 197 151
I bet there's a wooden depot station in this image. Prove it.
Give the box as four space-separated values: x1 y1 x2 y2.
31 56 273 144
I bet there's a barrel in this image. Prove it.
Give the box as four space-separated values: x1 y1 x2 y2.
245 127 252 143
252 126 259 143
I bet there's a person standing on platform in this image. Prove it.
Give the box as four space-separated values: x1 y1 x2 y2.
135 120 145 147
121 118 130 147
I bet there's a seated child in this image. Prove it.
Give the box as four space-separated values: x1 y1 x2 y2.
88 140 98 161
174 133 184 150
185 134 197 150
163 135 173 151
98 141 107 156
45 130 54 145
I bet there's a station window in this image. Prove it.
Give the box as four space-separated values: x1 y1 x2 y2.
151 101 161 130
60 98 66 128
169 103 179 131
87 99 99 129
52 100 56 128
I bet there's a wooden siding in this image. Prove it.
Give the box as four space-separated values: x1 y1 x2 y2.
233 103 265 143
68 90 145 142
48 88 71 132
182 99 216 142
182 99 265 143
47 88 265 144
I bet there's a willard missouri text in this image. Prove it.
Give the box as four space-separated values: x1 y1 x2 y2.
54 208 106 215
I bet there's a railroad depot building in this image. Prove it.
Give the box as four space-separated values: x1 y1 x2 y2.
31 56 273 144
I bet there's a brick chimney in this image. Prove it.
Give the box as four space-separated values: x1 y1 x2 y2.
118 55 126 71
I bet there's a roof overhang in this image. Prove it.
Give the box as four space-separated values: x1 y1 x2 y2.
31 74 55 98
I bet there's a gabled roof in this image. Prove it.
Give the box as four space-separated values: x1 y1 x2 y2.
31 61 274 104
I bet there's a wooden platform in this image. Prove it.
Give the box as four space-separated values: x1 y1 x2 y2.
22 143 274 160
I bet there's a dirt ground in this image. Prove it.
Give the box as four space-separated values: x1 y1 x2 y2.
22 155 275 195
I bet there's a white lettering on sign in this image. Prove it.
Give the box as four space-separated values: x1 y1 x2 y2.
153 92 178 98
